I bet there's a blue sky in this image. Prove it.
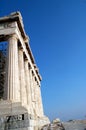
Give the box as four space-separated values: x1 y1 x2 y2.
0 0 86 121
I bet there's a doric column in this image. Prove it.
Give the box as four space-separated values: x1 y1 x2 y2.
33 74 37 117
31 72 35 102
37 86 44 117
31 72 36 116
4 34 20 101
24 60 32 113
29 68 34 115
34 81 39 116
18 48 27 105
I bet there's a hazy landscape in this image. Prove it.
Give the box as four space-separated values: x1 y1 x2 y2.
42 119 86 130
63 120 86 130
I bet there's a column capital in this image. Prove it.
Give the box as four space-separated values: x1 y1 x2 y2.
19 46 23 51
8 34 18 41
29 63 32 70
25 58 28 63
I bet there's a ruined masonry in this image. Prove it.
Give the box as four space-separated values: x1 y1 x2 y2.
0 12 50 130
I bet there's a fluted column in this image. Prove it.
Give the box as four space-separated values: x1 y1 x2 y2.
25 60 32 113
34 81 39 116
38 86 44 117
18 48 27 105
32 72 35 102
29 68 34 115
33 74 37 117
31 73 36 116
4 34 20 101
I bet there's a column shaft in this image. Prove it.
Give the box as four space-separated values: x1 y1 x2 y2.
25 60 32 113
18 48 27 105
38 86 44 117
4 35 20 101
29 69 34 115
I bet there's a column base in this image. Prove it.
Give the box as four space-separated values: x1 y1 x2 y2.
0 100 50 130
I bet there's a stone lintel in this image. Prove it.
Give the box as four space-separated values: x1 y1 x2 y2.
0 11 26 40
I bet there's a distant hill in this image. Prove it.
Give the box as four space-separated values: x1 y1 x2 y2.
41 119 86 130
63 120 86 130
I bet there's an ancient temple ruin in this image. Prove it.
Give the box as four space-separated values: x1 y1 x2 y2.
0 12 49 130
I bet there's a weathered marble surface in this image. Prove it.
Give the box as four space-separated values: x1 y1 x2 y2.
0 12 50 130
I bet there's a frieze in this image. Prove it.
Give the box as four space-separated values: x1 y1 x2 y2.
0 22 17 30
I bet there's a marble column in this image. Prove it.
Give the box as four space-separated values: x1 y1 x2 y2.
31 73 36 116
38 86 44 117
34 81 39 116
18 48 27 105
25 60 32 113
4 34 20 101
33 74 37 117
32 72 35 102
29 68 34 115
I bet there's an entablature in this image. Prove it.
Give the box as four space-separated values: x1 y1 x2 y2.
0 12 42 84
